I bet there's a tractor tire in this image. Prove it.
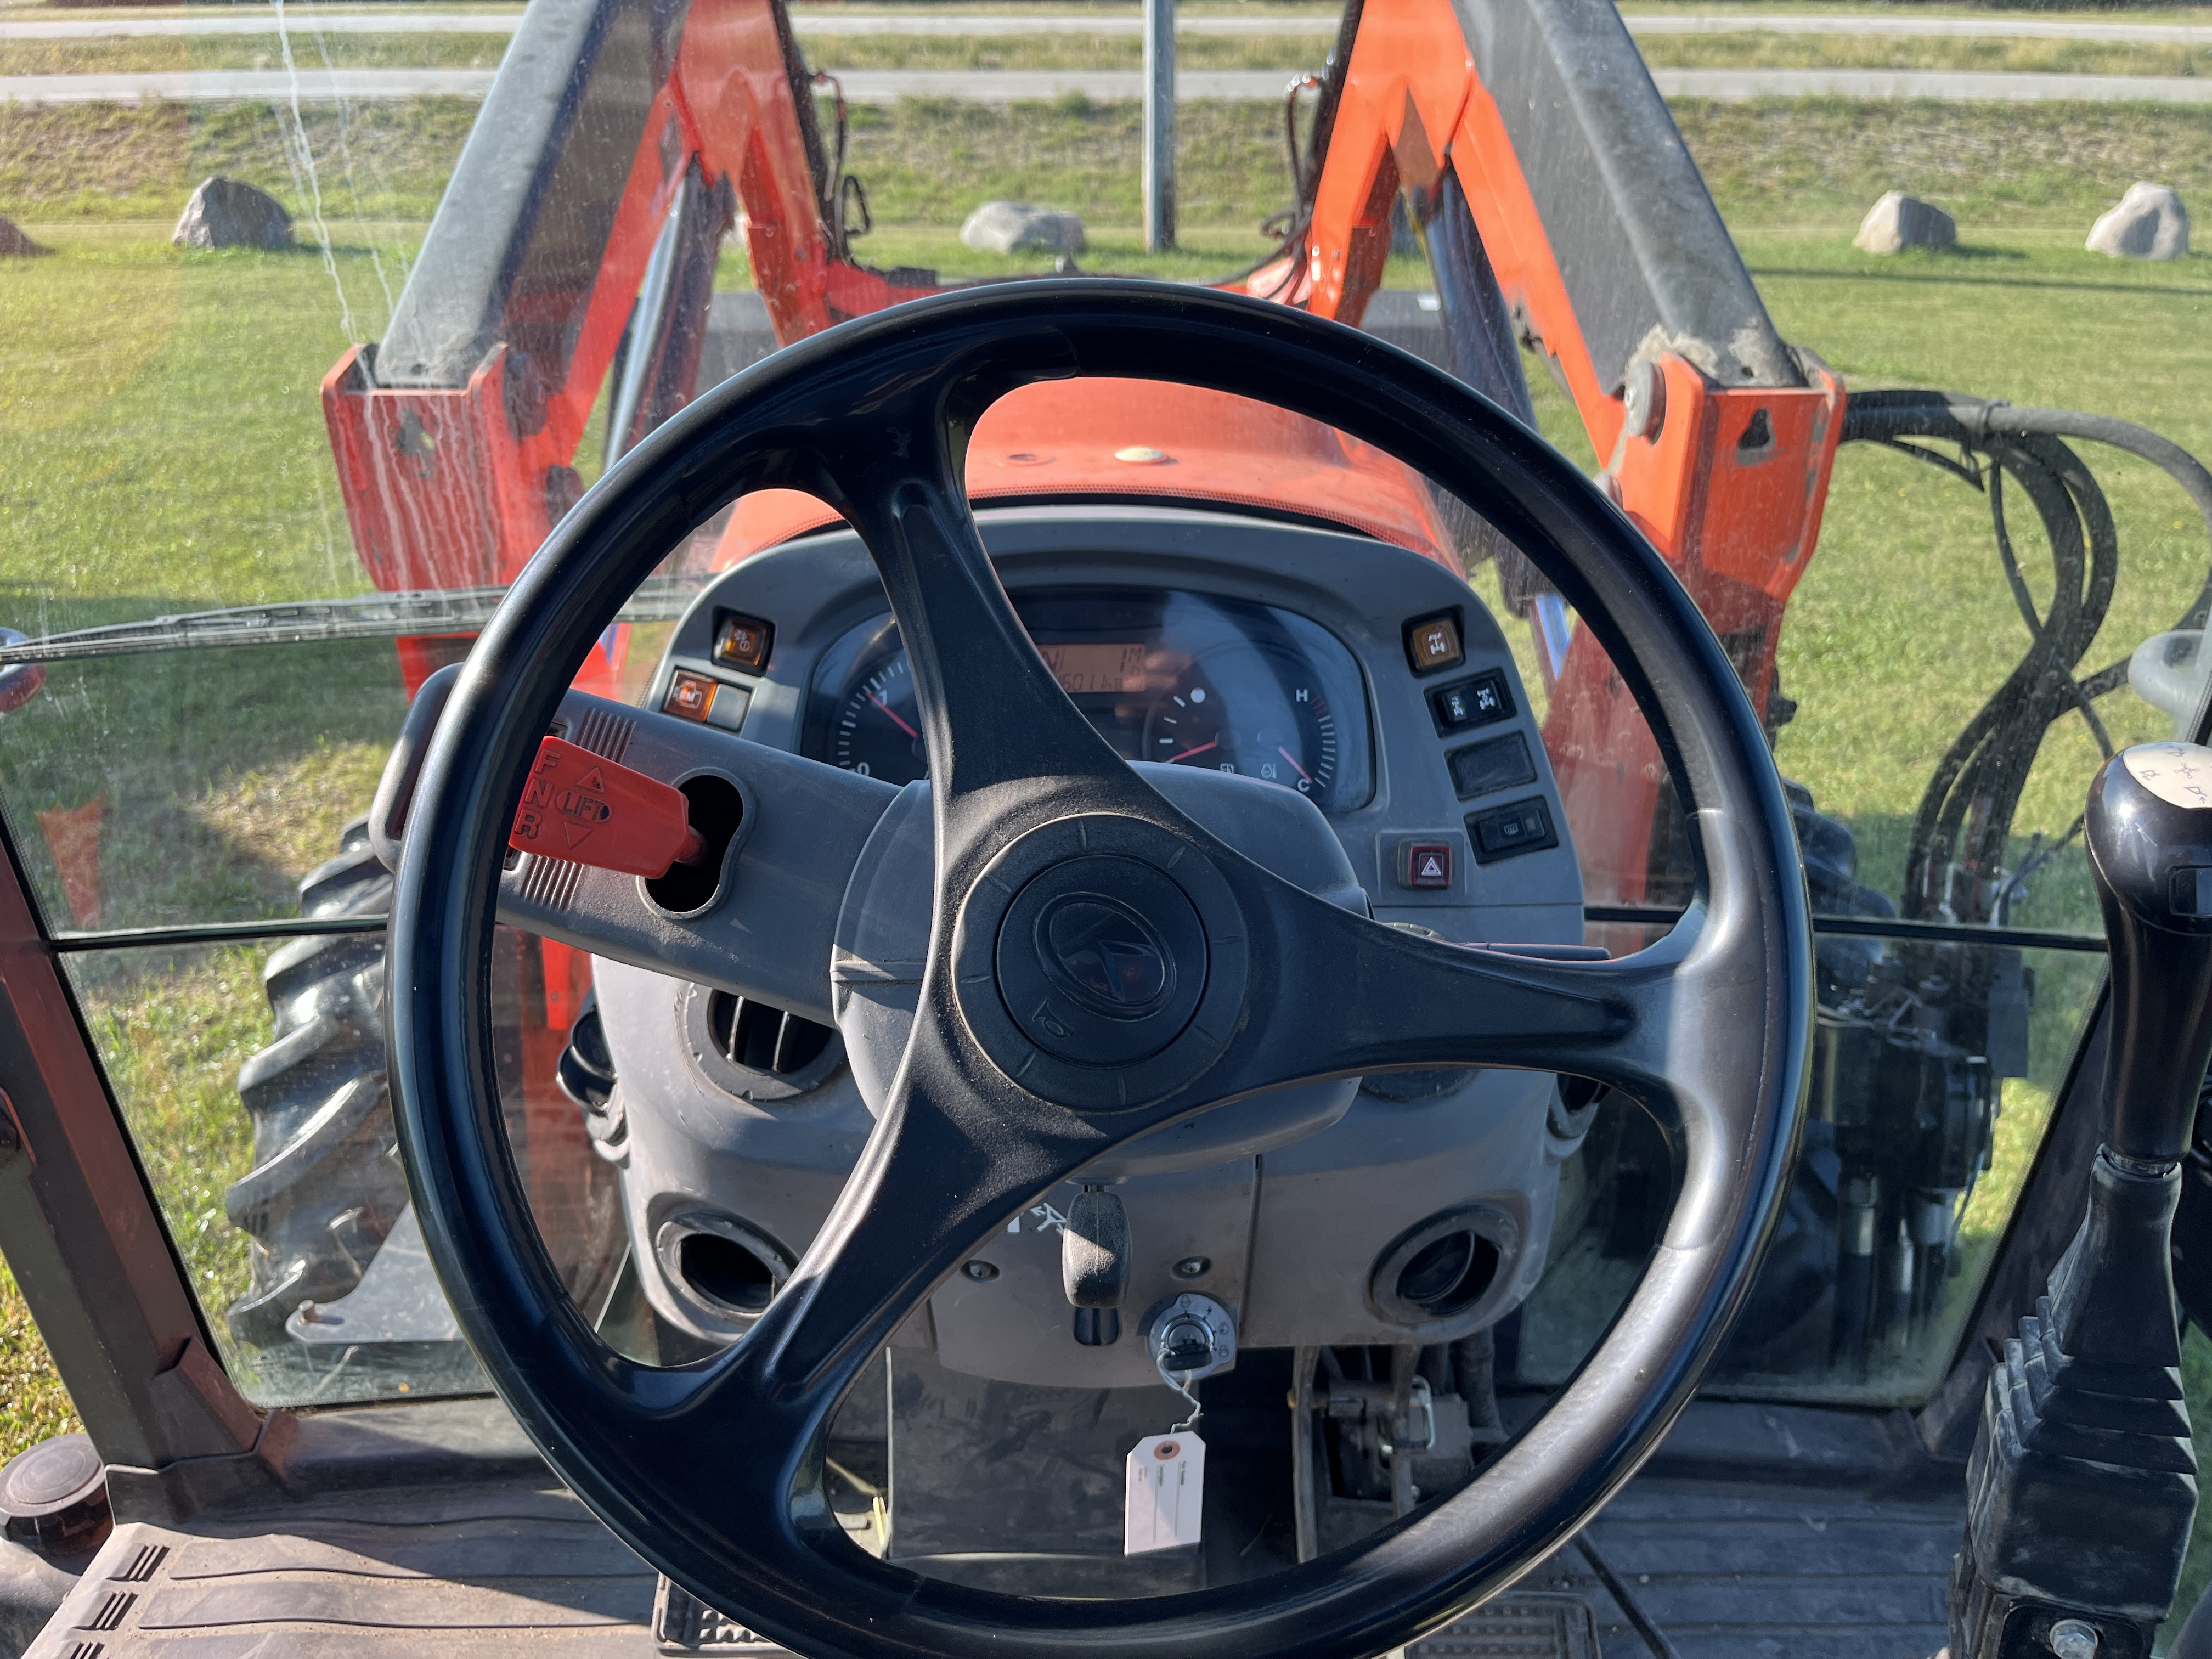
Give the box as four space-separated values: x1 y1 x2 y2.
222 816 410 1350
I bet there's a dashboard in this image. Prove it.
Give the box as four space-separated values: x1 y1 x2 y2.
645 505 1584 946
601 504 1591 1380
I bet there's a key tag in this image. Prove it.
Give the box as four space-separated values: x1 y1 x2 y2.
1125 1355 1206 1554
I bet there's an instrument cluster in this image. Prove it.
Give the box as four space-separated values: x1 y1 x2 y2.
802 586 1374 814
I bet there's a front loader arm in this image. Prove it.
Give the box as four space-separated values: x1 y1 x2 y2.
321 0 949 641
1278 0 1844 905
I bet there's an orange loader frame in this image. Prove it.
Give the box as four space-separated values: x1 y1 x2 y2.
322 0 1848 910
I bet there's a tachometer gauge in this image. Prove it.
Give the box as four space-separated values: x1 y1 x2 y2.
1143 656 1340 804
832 653 928 784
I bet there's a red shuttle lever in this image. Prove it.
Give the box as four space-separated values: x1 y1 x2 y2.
510 736 707 877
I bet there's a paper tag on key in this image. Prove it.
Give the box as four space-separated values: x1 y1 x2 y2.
1124 1432 1205 1554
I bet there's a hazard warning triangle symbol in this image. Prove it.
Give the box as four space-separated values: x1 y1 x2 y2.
1415 851 1445 880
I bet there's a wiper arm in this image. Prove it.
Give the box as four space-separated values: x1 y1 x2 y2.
0 577 704 666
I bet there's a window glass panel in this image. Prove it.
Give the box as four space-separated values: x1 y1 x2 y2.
0 641 407 934
1514 939 2101 1406
1459 229 2200 1406
64 928 631 1408
8 0 2201 1450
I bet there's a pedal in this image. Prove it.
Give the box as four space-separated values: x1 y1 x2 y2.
652 1575 792 1656
1407 1590 1602 1658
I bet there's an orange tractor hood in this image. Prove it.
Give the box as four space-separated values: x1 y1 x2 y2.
713 380 1461 568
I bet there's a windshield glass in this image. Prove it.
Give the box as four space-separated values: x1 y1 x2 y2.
2 0 2206 1514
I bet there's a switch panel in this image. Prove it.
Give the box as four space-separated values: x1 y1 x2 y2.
1400 840 1455 890
1430 672 1513 735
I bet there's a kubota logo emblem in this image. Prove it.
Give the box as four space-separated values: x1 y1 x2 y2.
1037 895 1173 1020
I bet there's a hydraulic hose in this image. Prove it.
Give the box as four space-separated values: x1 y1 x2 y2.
1843 391 2212 631
1838 392 2212 921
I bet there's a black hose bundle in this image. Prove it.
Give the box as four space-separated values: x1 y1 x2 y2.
1837 392 2212 924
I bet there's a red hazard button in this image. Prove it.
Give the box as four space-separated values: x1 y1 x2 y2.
1404 842 1453 889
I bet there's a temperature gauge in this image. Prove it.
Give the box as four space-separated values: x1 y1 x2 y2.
1143 657 1340 804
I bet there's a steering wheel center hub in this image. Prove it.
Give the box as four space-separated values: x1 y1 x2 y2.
999 856 1207 1063
954 814 1249 1109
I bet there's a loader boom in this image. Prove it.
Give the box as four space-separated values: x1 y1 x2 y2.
1271 0 1843 904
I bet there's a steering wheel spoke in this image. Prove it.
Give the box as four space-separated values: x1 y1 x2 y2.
696 1009 1112 1412
813 390 1150 819
1247 889 1655 1088
1186 810 1790 1251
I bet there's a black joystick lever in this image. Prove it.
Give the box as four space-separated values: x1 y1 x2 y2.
2090 743 2212 1164
1951 741 2212 1659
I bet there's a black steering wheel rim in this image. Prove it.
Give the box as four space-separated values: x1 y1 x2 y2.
388 281 1812 1659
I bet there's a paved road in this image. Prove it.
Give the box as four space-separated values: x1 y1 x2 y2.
0 66 499 99
1654 65 2212 99
0 10 522 38
1629 12 2212 42
9 62 2211 103
0 66 1272 100
0 10 1292 38
5 9 2210 41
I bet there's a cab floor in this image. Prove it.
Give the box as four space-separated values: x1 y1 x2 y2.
22 1401 1962 1659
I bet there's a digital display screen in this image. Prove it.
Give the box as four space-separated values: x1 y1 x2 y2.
1039 642 1149 695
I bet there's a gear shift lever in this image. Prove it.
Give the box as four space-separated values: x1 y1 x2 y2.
1950 741 2211 1659
2089 742 2212 1163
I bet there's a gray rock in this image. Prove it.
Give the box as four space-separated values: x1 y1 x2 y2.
2087 182 2189 261
172 177 293 251
960 200 1086 257
1853 191 1956 255
0 217 48 258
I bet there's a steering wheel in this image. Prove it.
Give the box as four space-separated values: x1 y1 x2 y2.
387 282 1812 1659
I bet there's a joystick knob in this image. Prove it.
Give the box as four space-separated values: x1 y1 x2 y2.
2086 740 2212 1164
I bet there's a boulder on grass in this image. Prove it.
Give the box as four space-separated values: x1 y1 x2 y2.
0 217 49 258
2087 183 2189 261
172 177 293 251
1853 191 1956 255
960 200 1085 257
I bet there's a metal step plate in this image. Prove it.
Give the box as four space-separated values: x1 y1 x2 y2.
1407 1592 1602 1658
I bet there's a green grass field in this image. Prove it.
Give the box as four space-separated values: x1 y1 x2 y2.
14 92 2212 234
0 1259 80 1453
3 75 2211 1619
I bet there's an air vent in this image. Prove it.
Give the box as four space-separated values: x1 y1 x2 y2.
653 1211 794 1327
707 991 834 1077
1367 1204 1522 1331
1393 1231 1500 1320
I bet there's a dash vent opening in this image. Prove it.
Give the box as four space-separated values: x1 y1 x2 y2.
707 992 835 1076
